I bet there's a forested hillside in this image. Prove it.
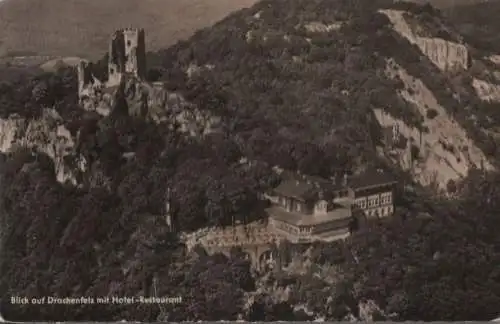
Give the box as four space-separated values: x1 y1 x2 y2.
1 0 500 321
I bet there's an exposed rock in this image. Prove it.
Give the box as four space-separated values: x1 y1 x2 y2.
472 78 500 102
78 29 220 137
186 63 215 78
0 109 86 184
375 60 493 189
488 55 500 66
380 9 470 72
358 299 387 321
303 22 343 33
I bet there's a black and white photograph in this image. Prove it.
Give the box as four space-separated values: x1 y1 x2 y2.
1 0 500 321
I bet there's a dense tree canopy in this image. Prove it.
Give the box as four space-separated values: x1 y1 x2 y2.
1 0 500 321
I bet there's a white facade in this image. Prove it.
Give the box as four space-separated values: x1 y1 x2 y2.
354 190 394 218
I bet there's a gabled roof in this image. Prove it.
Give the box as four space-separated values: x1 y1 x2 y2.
273 179 318 201
348 168 397 191
274 173 344 201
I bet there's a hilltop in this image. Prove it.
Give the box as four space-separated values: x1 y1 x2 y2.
0 0 491 61
2 0 500 322
142 0 500 190
0 0 257 59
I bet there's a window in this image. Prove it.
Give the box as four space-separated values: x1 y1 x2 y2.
368 197 374 208
296 203 302 212
127 40 132 47
380 192 392 205
367 195 380 208
316 200 327 213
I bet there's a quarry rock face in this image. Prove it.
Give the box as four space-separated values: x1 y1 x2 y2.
416 37 469 72
380 9 470 72
78 28 220 137
0 109 86 185
374 60 493 189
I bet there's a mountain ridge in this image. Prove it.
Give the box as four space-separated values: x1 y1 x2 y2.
2 0 500 321
0 0 494 61
0 0 258 59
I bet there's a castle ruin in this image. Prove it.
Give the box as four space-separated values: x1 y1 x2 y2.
77 28 147 110
76 28 220 135
107 28 146 86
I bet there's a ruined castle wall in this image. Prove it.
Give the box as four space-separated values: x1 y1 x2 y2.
108 30 127 87
107 28 146 87
77 61 93 97
123 28 146 79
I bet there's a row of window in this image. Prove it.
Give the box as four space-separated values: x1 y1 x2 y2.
380 192 392 205
365 206 394 218
279 197 303 213
279 196 330 214
279 192 392 214
355 192 392 209
274 220 313 234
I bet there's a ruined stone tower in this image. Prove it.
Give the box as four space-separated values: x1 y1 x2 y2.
77 61 93 97
107 28 146 86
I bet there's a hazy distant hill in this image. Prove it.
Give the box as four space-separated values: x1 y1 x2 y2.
2 0 500 322
402 0 494 8
0 0 258 59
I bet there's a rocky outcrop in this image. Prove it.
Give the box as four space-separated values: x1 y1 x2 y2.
79 70 220 137
303 22 343 33
77 28 220 137
0 109 86 185
488 55 500 65
380 9 470 72
416 37 469 71
375 60 493 189
472 78 500 102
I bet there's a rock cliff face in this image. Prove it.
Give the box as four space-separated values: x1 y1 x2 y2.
80 70 220 136
375 60 493 189
472 78 500 102
77 28 221 137
380 9 470 72
0 109 86 185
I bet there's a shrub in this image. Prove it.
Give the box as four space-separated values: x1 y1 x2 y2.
426 108 438 119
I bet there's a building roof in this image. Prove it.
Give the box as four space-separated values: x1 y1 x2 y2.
273 179 317 201
274 173 344 201
266 205 351 226
348 168 397 191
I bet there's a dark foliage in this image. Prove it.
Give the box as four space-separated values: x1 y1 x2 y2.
1 0 500 321
445 1 500 54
